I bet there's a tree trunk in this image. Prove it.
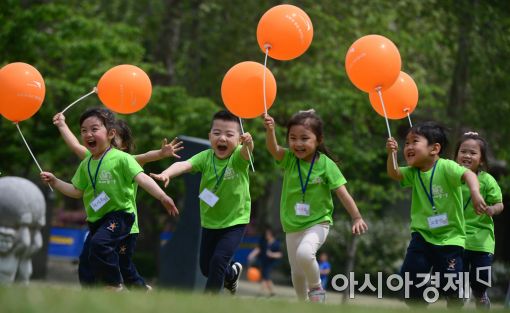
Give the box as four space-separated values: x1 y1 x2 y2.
342 235 359 303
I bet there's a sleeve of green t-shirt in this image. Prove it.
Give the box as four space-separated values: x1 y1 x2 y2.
399 166 414 188
443 159 466 188
71 160 88 191
188 149 209 173
233 146 250 170
122 153 144 183
325 158 347 190
275 149 293 169
484 173 503 204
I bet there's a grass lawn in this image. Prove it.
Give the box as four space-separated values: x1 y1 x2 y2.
1 283 507 313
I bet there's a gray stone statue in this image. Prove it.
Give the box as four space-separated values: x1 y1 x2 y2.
0 176 46 284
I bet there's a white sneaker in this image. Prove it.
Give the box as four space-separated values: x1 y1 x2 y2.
308 287 326 303
224 262 243 295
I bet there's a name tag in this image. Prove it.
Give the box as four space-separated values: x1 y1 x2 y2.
199 188 219 207
90 191 110 212
427 213 448 229
295 202 310 216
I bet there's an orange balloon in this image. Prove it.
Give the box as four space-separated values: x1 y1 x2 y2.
221 61 277 119
247 267 261 282
257 4 313 61
0 62 45 122
369 71 418 119
345 35 401 92
97 65 152 114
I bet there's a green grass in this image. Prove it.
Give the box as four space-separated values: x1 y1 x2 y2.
0 284 507 313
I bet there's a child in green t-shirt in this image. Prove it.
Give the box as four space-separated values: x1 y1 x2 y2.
52 112 183 290
263 110 368 303
41 107 179 290
151 110 254 294
454 131 504 309
386 121 487 307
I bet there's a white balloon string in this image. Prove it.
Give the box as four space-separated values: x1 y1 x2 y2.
263 45 270 115
15 123 53 191
239 117 255 172
376 87 397 170
61 87 97 114
405 109 413 127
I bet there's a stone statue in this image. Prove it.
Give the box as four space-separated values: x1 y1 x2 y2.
0 176 46 284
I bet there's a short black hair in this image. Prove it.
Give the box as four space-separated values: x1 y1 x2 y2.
116 119 135 153
211 110 241 132
406 121 448 155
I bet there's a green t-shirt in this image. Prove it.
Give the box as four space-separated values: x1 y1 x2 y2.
463 171 502 253
188 146 251 229
72 148 143 225
277 150 346 233
84 150 140 234
400 158 467 247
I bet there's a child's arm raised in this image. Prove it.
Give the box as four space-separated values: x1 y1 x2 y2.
40 172 83 198
240 132 254 161
150 161 193 188
134 172 179 216
263 114 286 161
463 170 488 215
386 137 403 181
53 113 88 159
334 185 368 235
135 138 184 166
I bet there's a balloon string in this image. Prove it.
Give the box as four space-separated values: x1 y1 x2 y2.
15 123 53 191
263 45 270 115
405 109 413 127
376 87 397 170
238 117 255 172
61 87 97 114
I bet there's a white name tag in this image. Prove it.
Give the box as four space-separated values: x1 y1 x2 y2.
427 213 448 229
199 188 219 207
90 191 110 212
295 202 310 216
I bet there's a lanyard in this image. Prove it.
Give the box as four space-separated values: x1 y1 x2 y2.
297 152 317 202
463 197 472 210
87 147 111 196
417 160 438 212
212 152 231 192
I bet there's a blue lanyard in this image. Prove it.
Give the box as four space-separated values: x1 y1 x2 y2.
463 197 471 210
212 152 231 192
297 152 317 202
417 160 438 212
87 147 111 196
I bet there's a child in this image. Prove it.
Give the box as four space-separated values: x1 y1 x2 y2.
263 110 368 303
318 252 331 290
386 121 487 307
41 107 179 290
247 226 283 297
150 110 254 294
52 112 183 290
454 131 504 308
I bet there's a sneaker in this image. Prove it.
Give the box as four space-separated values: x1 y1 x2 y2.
224 262 243 295
105 284 125 292
145 284 153 293
476 292 491 309
308 287 326 303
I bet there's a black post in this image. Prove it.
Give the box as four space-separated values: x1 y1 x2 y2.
159 136 209 290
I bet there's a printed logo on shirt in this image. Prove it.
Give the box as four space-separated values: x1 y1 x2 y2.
432 185 448 199
310 177 325 185
223 167 237 180
98 170 116 185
